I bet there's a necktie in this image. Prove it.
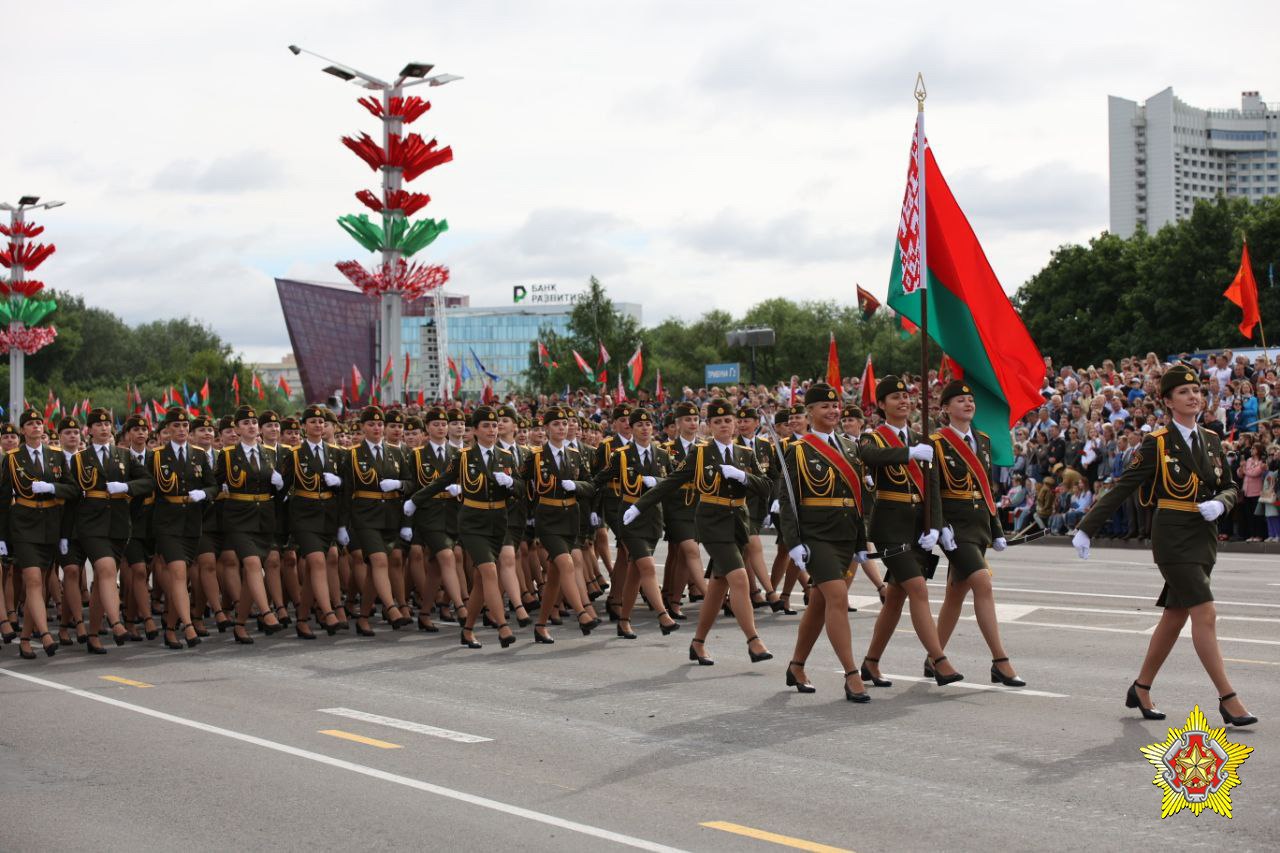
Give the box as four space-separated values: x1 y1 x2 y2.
899 429 908 445
314 443 324 467
827 434 841 452
553 449 562 474
250 448 259 473
32 449 42 474
638 448 647 471
177 446 186 468
100 446 109 468
964 435 974 450
436 445 444 466
374 445 382 467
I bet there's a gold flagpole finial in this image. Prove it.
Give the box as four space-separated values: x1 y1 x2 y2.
914 73 927 111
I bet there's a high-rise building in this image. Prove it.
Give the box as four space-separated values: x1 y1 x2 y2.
1108 88 1279 235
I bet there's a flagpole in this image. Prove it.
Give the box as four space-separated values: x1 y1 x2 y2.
914 72 932 532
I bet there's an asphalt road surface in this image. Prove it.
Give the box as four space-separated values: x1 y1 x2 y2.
1 541 1276 852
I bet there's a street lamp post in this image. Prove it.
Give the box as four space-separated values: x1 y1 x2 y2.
726 327 776 385
290 45 459 405
1 197 64 418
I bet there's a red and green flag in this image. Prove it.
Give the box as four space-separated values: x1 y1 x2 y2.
381 355 394 386
445 357 461 397
351 364 366 400
625 344 643 391
277 374 292 397
231 374 241 406
251 372 265 400
537 341 558 368
199 377 210 409
886 113 1043 464
655 367 666 403
572 349 595 383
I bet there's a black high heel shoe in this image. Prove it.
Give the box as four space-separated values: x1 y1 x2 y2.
746 635 773 663
658 612 681 635
214 611 234 633
860 656 892 688
688 637 714 666
295 622 317 640
110 621 129 647
233 622 255 645
616 619 637 640
923 657 934 678
355 619 376 638
163 626 183 650
1 610 17 643
496 623 516 649
87 637 108 655
322 611 340 636
844 671 871 703
768 592 786 613
177 622 201 649
19 639 37 660
1218 692 1257 727
578 612 601 636
785 661 816 693
257 614 284 636
460 627 482 649
533 625 555 644
143 617 159 641
417 616 439 633
606 603 621 623
274 606 292 627
931 655 964 686
990 657 1026 687
1125 680 1165 720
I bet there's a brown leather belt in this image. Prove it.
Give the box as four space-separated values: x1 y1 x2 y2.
539 497 577 508
876 490 920 504
701 495 745 507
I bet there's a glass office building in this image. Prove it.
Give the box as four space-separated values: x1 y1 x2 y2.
278 277 640 401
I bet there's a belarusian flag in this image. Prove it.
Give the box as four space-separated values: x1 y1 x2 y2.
537 341 558 368
824 332 841 389
446 356 461 397
351 364 365 400
277 374 292 397
231 374 241 406
252 372 265 400
615 371 626 404
886 113 1043 464
199 377 210 409
625 344 643 390
572 349 595 383
382 355 394 386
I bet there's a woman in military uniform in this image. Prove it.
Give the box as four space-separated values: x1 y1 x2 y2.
407 407 522 649
521 406 598 643
594 405 633 620
858 376 963 687
594 408 681 639
73 408 154 652
930 381 1024 687
6 409 78 658
496 406 536 628
777 384 872 701
53 416 89 646
0 421 19 645
1075 367 1255 726
631 398 773 665
149 407 217 650
217 406 286 644
735 407 787 613
659 401 708 620
403 407 469 630
280 405 345 637
189 415 228 636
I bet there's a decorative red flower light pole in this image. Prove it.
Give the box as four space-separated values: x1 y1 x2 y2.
289 45 460 403
1 196 64 417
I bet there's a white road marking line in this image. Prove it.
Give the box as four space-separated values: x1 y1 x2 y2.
319 707 492 744
1000 618 1280 646
1017 605 1280 624
841 671 1067 698
0 668 688 853
934 583 1280 609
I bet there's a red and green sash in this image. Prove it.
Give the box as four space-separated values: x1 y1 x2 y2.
798 434 863 515
874 425 925 495
937 427 996 515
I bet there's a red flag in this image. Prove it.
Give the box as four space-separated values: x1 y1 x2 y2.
899 313 918 336
251 373 265 400
277 374 292 397
404 353 411 385
625 344 643 391
571 350 595 383
616 371 626 403
825 331 841 389
1224 240 1262 340
537 341 559 368
351 364 365 400
859 354 876 414
939 353 964 384
789 376 798 407
417 389 425 407
655 367 665 403
597 341 610 366
231 373 241 406
856 284 881 320
199 377 210 407
445 357 461 396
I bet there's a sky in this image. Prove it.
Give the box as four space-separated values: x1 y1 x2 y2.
5 1 1276 364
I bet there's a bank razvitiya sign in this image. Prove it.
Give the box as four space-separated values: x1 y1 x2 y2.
513 284 583 305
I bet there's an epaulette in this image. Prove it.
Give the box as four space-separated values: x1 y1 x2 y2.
976 430 989 439
1149 427 1168 438
929 432 943 442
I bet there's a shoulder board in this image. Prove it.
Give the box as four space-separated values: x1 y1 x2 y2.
326 442 342 450
1149 428 1167 437
929 432 943 442
976 431 989 439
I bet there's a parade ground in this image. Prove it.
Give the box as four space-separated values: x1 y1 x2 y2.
1 541 1275 852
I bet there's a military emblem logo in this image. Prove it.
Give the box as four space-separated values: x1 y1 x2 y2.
1140 705 1253 818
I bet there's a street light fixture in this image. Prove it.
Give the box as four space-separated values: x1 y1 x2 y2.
726 327 776 384
4 196 64 417
290 44 460 404
18 196 39 206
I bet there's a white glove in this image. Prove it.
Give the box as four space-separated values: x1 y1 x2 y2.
1197 500 1225 522
337 527 350 547
379 478 402 493
399 526 413 542
220 483 229 494
641 476 657 488
403 499 417 517
720 464 747 483
30 480 56 495
106 481 129 495
493 471 514 488
59 538 68 555
788 544 810 569
622 506 640 525
323 472 342 488
561 479 577 492
0 541 7 557
271 471 284 490
590 512 600 527
769 499 780 515
187 489 207 503
918 528 939 550
908 444 934 463
445 483 462 497
865 475 875 489
855 550 868 563
1072 529 1090 560
993 537 1008 552
939 526 957 552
